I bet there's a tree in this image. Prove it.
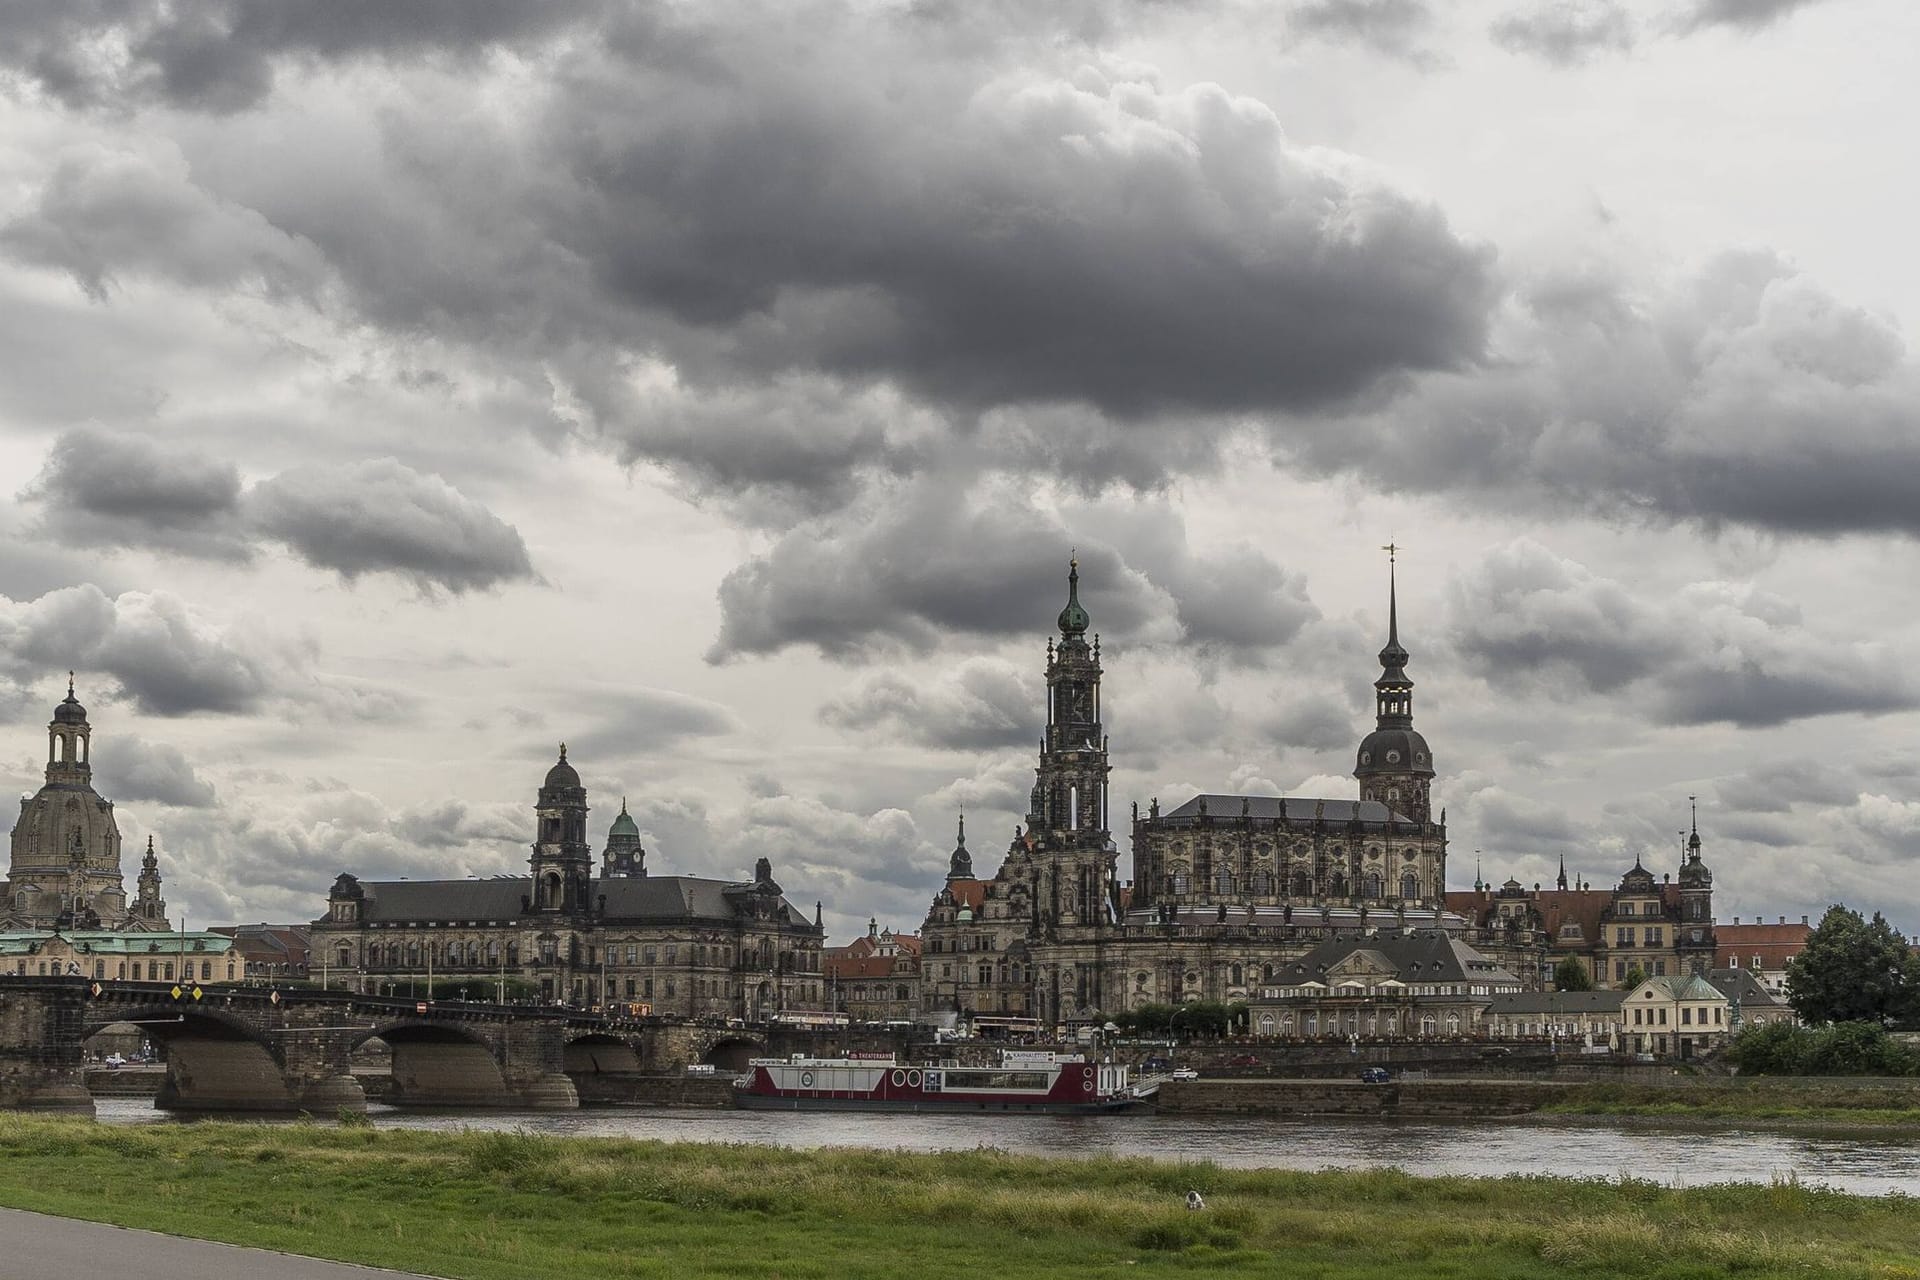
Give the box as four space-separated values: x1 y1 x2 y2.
1786 905 1920 1026
1552 956 1594 992
1618 965 1648 991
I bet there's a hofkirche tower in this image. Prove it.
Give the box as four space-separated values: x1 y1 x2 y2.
3 677 167 931
1353 545 1435 823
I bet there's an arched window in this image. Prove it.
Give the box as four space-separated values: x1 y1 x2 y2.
1385 1013 1398 1036
1262 963 1275 982
1257 1013 1275 1036
1292 871 1312 896
1446 1014 1461 1037
1421 1016 1436 1037
1402 871 1419 900
1214 870 1233 895
1330 873 1348 898
1252 872 1272 895
1365 872 1382 898
1305 1013 1318 1037
406 942 420 967
1280 1014 1294 1036
1229 963 1243 986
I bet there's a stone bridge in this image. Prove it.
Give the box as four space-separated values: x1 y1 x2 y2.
0 977 924 1114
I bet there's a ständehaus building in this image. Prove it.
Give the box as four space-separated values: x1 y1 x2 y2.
922 559 1453 1024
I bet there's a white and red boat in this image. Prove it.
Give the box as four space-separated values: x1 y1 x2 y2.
734 1050 1137 1113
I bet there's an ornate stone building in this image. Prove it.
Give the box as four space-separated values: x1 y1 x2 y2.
312 748 827 1016
3 680 168 932
1446 811 1717 989
923 559 1463 1024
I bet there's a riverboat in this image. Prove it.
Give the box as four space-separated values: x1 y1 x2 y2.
734 1050 1137 1113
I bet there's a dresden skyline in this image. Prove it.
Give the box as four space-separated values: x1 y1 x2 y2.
0 0 1916 944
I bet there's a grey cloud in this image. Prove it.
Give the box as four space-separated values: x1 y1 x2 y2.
20 432 540 596
21 427 249 559
1290 0 1442 63
246 459 536 593
1298 252 1920 542
1714 759 1858 814
1490 1 1635 64
96 735 217 807
0 144 328 300
709 475 1318 661
0 585 300 715
564 689 744 761
820 659 1039 751
0 0 605 112
1676 0 1824 32
1449 539 1917 728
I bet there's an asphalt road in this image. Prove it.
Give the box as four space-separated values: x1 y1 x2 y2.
0 1208 439 1279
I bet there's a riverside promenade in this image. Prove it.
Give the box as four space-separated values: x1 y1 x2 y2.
0 1208 437 1279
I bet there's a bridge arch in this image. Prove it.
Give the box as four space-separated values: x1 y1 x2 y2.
356 1018 517 1108
84 1003 291 1111
699 1036 764 1071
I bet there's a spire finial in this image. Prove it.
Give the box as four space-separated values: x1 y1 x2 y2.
67 670 75 697
957 811 966 845
1381 542 1401 649
621 795 628 815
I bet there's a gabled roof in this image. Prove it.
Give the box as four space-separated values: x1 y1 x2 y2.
1486 990 1625 1015
1265 929 1521 988
1159 795 1411 825
945 879 986 911
1633 974 1724 1002
338 876 815 929
1706 968 1792 1008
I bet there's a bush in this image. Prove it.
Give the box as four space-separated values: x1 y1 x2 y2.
1727 1020 1917 1077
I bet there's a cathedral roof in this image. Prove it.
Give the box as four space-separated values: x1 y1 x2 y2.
1157 795 1408 825
608 798 640 839
52 679 87 725
330 874 819 929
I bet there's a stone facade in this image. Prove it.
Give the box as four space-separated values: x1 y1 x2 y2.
825 920 922 1022
1246 930 1523 1042
311 749 826 1017
3 681 168 933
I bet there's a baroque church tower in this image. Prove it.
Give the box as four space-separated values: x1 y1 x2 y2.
3 678 157 930
531 744 593 914
1024 558 1117 929
1354 549 1436 824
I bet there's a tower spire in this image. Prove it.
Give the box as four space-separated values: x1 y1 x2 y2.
1557 851 1568 891
1057 552 1090 637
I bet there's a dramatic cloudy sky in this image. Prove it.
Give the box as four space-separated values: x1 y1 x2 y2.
2 0 1917 943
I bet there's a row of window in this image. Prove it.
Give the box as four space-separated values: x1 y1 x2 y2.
9 957 226 981
1166 871 1425 899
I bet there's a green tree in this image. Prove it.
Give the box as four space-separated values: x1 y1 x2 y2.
1785 905 1920 1026
1618 965 1648 991
1552 956 1594 992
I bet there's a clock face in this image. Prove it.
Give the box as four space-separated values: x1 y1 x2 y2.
1062 683 1092 723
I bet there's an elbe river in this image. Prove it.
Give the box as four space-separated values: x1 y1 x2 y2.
94 1099 1920 1196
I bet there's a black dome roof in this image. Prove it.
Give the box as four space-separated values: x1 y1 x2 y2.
544 745 580 788
1354 727 1433 775
53 682 86 725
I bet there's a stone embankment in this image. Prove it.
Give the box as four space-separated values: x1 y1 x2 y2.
1153 1078 1571 1118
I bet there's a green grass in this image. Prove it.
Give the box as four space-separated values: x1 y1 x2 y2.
1541 1083 1920 1126
0 1114 1918 1278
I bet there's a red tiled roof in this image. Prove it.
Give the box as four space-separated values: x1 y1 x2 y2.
825 955 897 980
1716 922 1809 969
948 879 986 910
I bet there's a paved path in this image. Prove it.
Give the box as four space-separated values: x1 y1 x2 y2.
0 1207 440 1279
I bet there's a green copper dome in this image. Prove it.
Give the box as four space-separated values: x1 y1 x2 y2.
1057 557 1090 636
609 798 640 839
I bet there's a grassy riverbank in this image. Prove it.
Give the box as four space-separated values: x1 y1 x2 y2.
1 1115 1918 1278
1541 1082 1920 1127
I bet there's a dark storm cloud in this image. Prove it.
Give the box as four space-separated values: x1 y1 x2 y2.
1290 0 1441 62
1300 252 1920 542
1489 1 1635 64
1449 540 1917 728
96 734 217 807
20 433 539 595
20 427 249 559
246 459 536 593
0 0 606 112
819 659 1039 751
0 586 297 715
707 475 1315 661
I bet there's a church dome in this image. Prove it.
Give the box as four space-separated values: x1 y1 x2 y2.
1354 727 1434 777
52 685 87 725
609 799 639 839
544 745 580 789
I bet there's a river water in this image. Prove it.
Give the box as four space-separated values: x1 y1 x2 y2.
91 1098 1920 1196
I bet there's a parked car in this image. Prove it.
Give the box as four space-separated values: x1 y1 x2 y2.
1358 1066 1391 1084
1171 1067 1200 1080
1226 1053 1261 1067
102 1054 126 1069
1141 1056 1172 1073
